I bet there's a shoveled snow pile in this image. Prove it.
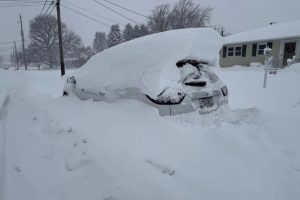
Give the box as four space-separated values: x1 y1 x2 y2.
284 62 300 72
74 28 223 98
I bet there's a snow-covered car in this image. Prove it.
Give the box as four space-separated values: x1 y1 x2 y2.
63 28 228 116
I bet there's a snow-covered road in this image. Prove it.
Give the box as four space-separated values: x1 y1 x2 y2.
0 66 300 200
0 94 9 200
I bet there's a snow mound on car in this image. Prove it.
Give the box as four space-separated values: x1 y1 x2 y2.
75 28 223 98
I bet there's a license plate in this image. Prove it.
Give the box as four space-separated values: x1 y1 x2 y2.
199 97 214 108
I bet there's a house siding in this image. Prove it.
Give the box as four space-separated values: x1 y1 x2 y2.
219 38 300 68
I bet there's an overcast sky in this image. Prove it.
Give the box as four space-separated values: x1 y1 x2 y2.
1 0 300 52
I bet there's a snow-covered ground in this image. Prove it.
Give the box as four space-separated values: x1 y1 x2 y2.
0 64 300 200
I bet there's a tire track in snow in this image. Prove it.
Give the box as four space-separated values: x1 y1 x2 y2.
0 95 10 200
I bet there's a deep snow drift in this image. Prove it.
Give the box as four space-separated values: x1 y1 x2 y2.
74 28 223 98
0 63 300 200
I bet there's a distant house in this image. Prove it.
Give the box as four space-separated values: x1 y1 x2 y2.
219 20 300 68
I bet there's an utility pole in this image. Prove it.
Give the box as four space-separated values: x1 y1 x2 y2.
56 0 65 76
13 41 19 70
19 15 27 70
12 46 16 67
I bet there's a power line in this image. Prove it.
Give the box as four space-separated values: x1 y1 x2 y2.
41 0 54 17
0 3 45 6
0 54 13 56
0 41 13 45
61 4 111 27
0 3 49 8
93 0 140 24
64 0 123 25
45 2 55 17
39 0 48 15
0 40 21 45
0 46 13 50
1 0 44 3
0 0 46 2
0 49 13 52
100 0 149 18
0 0 49 6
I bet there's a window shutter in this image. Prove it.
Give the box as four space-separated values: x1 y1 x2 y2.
223 46 227 58
252 44 257 57
242 45 247 57
267 42 273 49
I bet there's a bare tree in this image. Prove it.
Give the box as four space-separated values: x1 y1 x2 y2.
63 29 83 59
72 46 93 68
198 6 213 26
147 4 171 33
29 15 59 68
147 0 212 33
28 15 89 69
169 0 212 29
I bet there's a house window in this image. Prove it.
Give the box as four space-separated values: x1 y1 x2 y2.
235 46 242 56
257 43 267 55
228 47 234 56
226 45 245 57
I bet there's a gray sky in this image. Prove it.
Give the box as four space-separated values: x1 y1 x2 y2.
0 0 300 52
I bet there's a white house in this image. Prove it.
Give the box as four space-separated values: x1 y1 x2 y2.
220 20 300 67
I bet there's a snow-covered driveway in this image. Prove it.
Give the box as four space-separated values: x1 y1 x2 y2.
0 66 300 200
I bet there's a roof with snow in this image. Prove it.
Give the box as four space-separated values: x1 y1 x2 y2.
224 20 300 45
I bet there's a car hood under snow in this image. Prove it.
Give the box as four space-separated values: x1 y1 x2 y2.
74 28 223 99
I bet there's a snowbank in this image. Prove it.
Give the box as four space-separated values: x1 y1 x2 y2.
283 63 300 72
74 28 223 98
217 62 300 72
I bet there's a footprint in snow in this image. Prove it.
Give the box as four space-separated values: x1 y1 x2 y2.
146 159 175 176
104 195 117 200
82 139 88 144
14 166 21 173
65 154 93 171
72 139 88 148
292 100 300 108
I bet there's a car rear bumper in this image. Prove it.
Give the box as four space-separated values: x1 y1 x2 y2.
64 80 228 116
141 91 228 116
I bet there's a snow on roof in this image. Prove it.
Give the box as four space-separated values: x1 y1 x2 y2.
75 28 222 98
224 20 300 45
